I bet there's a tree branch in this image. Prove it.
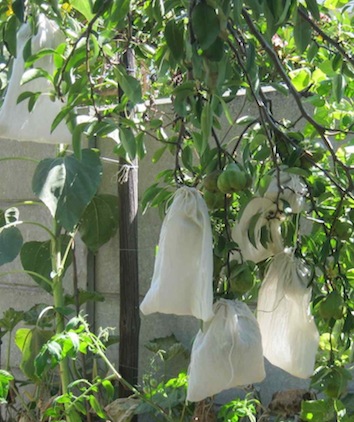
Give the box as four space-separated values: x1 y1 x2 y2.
298 8 354 67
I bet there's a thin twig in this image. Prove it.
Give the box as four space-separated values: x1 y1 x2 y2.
298 8 354 67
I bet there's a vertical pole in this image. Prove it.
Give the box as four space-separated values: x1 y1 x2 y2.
118 12 140 398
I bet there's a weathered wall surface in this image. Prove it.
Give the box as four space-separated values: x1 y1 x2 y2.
0 91 310 412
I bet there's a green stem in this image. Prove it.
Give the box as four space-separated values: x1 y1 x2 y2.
6 331 12 371
51 222 72 422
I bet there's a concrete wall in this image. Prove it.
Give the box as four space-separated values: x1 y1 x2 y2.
0 91 310 412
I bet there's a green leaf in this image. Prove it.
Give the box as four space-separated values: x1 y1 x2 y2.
0 370 14 404
71 0 94 21
102 379 114 401
4 15 17 57
32 150 102 231
248 212 261 248
181 145 193 171
24 48 57 68
191 3 220 50
89 395 106 419
107 0 130 29
50 105 74 133
15 327 53 381
294 7 312 54
119 127 136 161
165 20 184 61
20 236 73 293
305 0 320 20
0 226 23 266
289 68 311 91
301 400 335 422
116 67 142 105
141 183 160 214
16 90 40 105
79 194 119 253
152 146 167 163
12 0 25 22
21 68 52 85
201 102 212 154
332 74 346 103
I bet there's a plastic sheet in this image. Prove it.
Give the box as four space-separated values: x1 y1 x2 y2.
0 14 72 144
187 299 265 402
264 172 307 213
257 250 319 378
140 186 214 322
232 197 284 263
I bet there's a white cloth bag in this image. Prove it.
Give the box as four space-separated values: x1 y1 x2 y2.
257 250 319 378
140 187 214 322
0 14 72 144
232 197 284 263
187 299 265 402
264 172 307 213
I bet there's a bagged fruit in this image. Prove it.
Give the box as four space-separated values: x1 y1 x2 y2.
257 249 319 378
232 197 284 263
187 299 265 402
264 172 307 213
0 14 72 144
140 186 214 322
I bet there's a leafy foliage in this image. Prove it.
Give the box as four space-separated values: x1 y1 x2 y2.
0 0 353 420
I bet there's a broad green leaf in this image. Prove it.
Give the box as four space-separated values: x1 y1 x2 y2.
232 0 243 24
0 370 14 404
16 91 40 105
191 3 220 50
0 227 23 266
294 7 312 54
102 379 114 401
15 327 53 381
307 42 319 62
32 149 102 231
289 68 311 91
333 74 346 103
24 48 57 68
20 236 73 293
152 146 167 163
4 15 17 57
71 0 94 21
21 68 52 85
305 0 320 20
217 96 233 125
27 92 41 112
12 0 25 22
247 212 261 248
181 145 193 171
301 400 335 422
79 194 119 253
141 183 160 213
89 395 106 419
116 67 142 105
119 127 136 161
165 20 184 61
50 105 74 133
108 0 130 29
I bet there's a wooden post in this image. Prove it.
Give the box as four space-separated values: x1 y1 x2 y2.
118 157 140 396
118 25 140 397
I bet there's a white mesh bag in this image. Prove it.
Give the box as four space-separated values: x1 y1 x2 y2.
187 299 265 402
0 14 72 144
140 186 214 322
232 197 284 263
257 250 319 378
264 172 307 213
